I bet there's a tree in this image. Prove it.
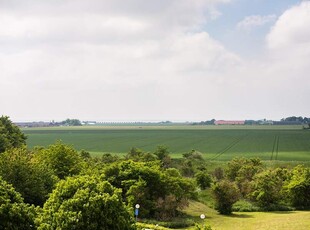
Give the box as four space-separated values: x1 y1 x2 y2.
126 147 157 162
0 147 57 206
36 175 134 230
212 180 240 215
38 141 83 179
0 116 27 153
250 168 290 210
154 145 171 168
104 160 196 220
285 165 310 209
195 171 212 190
225 158 263 197
61 119 82 126
0 176 37 230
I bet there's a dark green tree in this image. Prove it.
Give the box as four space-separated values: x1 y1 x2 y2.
36 175 134 230
195 171 212 190
0 176 37 230
62 119 82 126
0 116 27 153
212 180 240 215
0 147 57 206
154 145 171 168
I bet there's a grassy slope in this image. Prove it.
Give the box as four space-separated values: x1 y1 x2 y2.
183 201 310 230
23 125 310 161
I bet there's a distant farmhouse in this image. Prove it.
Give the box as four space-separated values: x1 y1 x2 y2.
214 120 245 125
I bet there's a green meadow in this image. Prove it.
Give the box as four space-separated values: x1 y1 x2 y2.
23 125 310 161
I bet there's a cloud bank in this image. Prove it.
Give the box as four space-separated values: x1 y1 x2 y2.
0 0 309 121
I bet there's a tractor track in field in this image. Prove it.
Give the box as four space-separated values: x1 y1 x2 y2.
271 135 280 160
209 134 247 160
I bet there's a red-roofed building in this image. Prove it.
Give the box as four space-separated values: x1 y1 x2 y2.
214 120 245 125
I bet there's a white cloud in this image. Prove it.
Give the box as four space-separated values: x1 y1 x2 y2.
267 1 310 49
0 0 309 121
237 14 276 31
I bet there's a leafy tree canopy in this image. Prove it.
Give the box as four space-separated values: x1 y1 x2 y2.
0 176 37 230
36 175 134 230
0 116 27 153
38 141 83 179
0 147 58 206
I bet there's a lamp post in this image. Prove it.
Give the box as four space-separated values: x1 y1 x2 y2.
135 204 140 222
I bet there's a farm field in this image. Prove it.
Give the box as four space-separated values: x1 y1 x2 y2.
23 125 310 161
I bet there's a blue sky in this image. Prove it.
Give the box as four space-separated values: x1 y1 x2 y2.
0 0 309 121
206 0 300 57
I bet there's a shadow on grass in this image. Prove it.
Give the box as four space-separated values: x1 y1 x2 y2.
227 213 253 218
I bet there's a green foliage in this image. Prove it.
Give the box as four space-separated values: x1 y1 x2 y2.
250 168 290 210
61 118 82 126
38 141 83 179
103 160 195 220
232 200 260 212
36 175 134 230
0 147 57 206
154 145 171 168
126 147 157 162
226 157 262 181
194 223 213 230
195 171 212 190
183 150 204 161
142 218 195 229
212 180 240 215
285 165 310 208
225 158 263 197
136 222 168 230
0 116 27 153
212 167 224 181
0 176 37 230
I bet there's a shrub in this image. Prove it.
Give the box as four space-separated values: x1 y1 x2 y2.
212 180 240 215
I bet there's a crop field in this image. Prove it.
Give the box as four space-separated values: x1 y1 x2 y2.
23 125 310 161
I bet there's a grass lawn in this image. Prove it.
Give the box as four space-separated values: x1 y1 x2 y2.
183 201 310 230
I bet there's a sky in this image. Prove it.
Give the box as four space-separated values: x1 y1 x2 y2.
0 0 309 122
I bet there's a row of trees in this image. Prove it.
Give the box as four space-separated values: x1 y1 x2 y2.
211 158 310 214
281 116 310 123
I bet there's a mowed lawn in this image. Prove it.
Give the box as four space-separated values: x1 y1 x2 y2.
23 126 310 161
185 201 310 230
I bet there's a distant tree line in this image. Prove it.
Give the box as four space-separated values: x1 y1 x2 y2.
192 119 216 125
281 116 310 123
60 118 82 126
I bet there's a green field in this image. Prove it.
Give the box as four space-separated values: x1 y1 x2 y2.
23 125 310 161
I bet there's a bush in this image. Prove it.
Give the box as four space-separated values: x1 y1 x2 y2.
232 200 260 212
195 171 212 190
212 180 240 215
